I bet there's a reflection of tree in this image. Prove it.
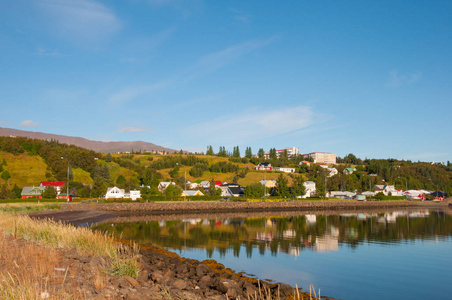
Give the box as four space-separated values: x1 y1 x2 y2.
91 211 452 259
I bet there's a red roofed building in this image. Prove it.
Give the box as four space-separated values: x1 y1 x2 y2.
40 181 65 194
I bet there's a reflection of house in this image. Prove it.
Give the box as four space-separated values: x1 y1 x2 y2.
302 181 316 198
259 180 277 188
181 190 204 197
40 181 65 194
305 214 317 225
314 226 339 252
21 186 44 199
158 182 175 193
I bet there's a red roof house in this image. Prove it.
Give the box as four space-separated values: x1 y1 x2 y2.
40 181 65 193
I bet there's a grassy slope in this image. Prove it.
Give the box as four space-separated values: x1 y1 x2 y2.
0 152 47 187
1 151 295 188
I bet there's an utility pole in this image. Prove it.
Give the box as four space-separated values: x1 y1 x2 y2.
61 157 70 202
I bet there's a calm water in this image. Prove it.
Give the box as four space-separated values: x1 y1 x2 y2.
92 208 452 300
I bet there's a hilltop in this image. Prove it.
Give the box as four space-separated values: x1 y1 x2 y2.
0 127 176 154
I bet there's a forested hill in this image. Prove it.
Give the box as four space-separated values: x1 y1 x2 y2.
0 136 451 200
0 127 176 154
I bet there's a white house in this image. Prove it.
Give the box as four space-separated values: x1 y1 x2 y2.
327 168 338 177
106 186 125 199
302 181 316 198
158 182 175 193
186 181 201 189
273 167 296 173
374 185 398 196
200 181 211 189
328 191 357 199
106 187 141 200
362 191 376 197
127 190 141 201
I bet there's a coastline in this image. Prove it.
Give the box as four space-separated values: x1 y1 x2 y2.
26 200 451 299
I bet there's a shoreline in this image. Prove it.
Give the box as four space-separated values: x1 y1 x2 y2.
27 200 451 299
34 199 449 223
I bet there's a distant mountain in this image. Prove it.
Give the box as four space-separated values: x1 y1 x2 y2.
0 127 177 154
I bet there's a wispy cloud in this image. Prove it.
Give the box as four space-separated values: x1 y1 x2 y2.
184 106 315 145
37 48 65 56
387 70 422 87
181 36 278 83
120 26 177 63
20 120 39 127
37 0 121 46
230 9 252 24
109 37 276 104
119 126 151 133
108 80 172 104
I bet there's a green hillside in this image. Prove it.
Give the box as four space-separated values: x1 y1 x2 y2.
0 136 451 200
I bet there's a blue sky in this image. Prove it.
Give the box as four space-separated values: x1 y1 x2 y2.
1 0 451 162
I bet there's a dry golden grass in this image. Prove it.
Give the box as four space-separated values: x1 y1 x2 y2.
0 211 140 275
0 235 81 299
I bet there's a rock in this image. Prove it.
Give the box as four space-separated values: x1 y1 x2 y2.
242 281 257 297
217 279 240 298
277 283 295 297
124 275 140 288
196 264 211 277
151 271 164 283
172 278 188 290
138 269 150 281
89 256 110 270
163 268 173 278
175 263 189 274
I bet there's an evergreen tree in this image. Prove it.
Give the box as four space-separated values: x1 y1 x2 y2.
233 146 240 158
270 148 278 160
116 175 127 186
206 145 214 156
1 170 10 182
105 153 112 162
276 173 290 198
245 183 265 198
42 186 56 199
258 148 265 159
245 147 252 158
291 175 306 198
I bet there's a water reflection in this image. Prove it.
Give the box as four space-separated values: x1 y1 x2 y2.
91 209 452 258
